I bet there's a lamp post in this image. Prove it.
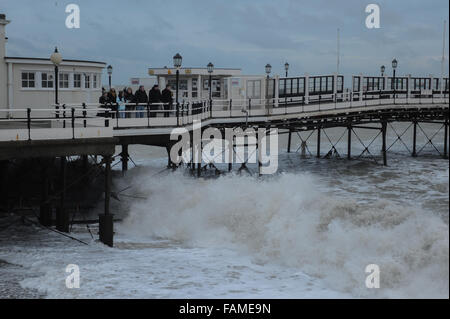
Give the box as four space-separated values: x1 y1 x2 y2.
173 53 182 124
50 47 62 109
107 65 113 90
381 65 385 77
284 62 289 77
392 58 398 103
265 64 272 112
207 62 214 118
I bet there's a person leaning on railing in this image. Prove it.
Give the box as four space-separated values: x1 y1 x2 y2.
123 87 135 118
148 84 162 118
134 85 148 118
161 84 173 118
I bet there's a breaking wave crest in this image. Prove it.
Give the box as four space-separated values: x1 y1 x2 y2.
119 171 449 298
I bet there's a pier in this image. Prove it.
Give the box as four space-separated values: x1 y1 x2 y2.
1 74 448 246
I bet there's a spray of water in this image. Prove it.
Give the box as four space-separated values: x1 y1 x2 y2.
119 170 449 298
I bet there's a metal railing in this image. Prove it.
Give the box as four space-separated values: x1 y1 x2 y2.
1 89 448 142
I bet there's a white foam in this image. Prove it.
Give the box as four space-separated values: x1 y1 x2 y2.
119 171 449 298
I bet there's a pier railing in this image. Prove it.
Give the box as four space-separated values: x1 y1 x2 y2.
0 106 113 142
1 77 448 142
106 89 447 127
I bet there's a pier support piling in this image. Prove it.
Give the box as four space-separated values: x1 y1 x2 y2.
347 125 352 160
121 144 129 172
316 127 321 158
56 156 69 232
412 120 417 157
444 119 448 159
99 155 114 247
287 129 292 153
382 121 387 166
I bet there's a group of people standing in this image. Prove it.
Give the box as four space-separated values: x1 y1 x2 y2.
99 84 174 118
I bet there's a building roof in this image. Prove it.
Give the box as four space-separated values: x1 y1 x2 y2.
148 67 241 76
4 56 106 67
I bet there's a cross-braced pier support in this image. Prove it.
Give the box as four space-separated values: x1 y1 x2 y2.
99 155 114 247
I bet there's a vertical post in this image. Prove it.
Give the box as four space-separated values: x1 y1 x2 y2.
257 130 262 177
55 65 59 106
197 142 202 178
316 127 321 158
347 124 352 160
99 155 114 247
209 74 212 118
393 69 396 104
121 144 129 172
228 134 233 172
176 69 180 126
412 120 417 157
287 128 292 153
305 74 310 105
382 121 387 166
444 119 448 159
27 108 31 141
56 156 69 232
71 107 75 139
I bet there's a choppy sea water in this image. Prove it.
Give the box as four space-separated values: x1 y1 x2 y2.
0 122 448 298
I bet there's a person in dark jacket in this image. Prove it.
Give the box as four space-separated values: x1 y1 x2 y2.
134 85 148 118
107 88 118 118
99 91 109 104
123 87 134 118
148 85 162 118
161 85 173 118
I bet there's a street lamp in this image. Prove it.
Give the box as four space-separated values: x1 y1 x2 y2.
265 63 272 76
207 62 214 101
284 62 289 77
107 65 113 90
173 53 182 123
381 65 385 77
392 58 398 103
207 62 214 118
265 64 272 112
50 47 62 106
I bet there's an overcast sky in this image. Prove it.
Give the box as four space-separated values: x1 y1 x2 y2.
2 0 449 86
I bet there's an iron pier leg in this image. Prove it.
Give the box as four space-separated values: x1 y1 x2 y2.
316 127 321 158
382 121 387 166
99 155 114 247
412 121 417 157
197 138 202 177
258 131 262 176
56 156 69 232
166 145 173 168
347 125 352 160
287 129 292 153
39 159 52 227
121 144 129 172
444 119 448 159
